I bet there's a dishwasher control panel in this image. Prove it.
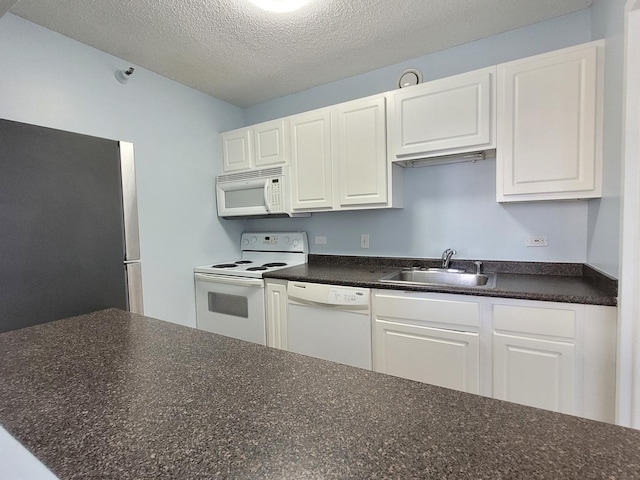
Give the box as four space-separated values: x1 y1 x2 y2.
288 282 370 309
328 288 368 306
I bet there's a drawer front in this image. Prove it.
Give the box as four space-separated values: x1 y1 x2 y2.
493 304 577 338
373 291 480 328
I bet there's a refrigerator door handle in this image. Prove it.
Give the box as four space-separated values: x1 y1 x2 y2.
119 141 141 261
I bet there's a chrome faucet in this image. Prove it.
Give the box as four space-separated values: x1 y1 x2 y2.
441 248 456 269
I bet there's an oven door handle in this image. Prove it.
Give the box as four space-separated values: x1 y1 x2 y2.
194 273 264 288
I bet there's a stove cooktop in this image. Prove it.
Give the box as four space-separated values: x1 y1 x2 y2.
194 232 308 279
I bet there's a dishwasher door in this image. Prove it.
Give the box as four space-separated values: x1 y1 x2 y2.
287 282 372 369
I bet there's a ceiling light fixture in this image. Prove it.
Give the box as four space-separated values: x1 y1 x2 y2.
115 67 135 84
248 0 311 13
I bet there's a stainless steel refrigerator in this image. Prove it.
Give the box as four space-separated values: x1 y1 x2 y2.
0 119 143 332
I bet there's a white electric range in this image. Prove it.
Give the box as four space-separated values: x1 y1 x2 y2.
194 232 308 344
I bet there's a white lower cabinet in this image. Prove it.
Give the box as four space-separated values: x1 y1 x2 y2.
372 290 616 422
493 332 576 414
375 320 480 393
265 279 288 350
372 290 481 394
492 302 577 414
491 300 616 422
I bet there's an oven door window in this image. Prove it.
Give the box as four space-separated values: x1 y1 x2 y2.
224 187 265 209
208 292 248 318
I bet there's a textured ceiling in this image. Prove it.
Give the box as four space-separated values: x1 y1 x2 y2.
0 0 17 16
8 0 592 107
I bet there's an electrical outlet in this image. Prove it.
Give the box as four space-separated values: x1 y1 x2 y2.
314 236 327 245
360 234 370 249
526 235 548 247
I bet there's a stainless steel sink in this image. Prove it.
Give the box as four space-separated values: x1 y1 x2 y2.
379 269 497 288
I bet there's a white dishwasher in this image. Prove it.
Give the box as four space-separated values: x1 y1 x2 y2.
287 281 372 370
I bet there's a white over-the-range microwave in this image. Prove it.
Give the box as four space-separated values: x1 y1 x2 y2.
216 166 309 218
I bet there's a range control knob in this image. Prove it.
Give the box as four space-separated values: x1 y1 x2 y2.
242 238 250 245
251 236 257 243
284 236 290 244
292 240 299 247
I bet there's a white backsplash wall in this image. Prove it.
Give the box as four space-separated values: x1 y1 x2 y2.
243 10 593 264
244 158 589 262
0 14 246 327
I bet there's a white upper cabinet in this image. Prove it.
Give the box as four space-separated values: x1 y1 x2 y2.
496 41 604 202
254 119 287 168
289 94 397 212
221 119 287 172
334 95 389 207
388 67 496 161
221 128 252 172
289 108 334 210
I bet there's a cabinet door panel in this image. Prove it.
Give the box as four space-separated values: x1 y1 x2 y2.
375 319 479 393
289 110 333 210
221 129 252 172
254 119 286 167
265 281 287 350
335 96 387 206
497 42 602 201
493 333 575 414
390 68 495 158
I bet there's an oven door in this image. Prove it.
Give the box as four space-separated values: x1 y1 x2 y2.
195 273 266 345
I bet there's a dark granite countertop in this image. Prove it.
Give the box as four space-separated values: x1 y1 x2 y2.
1 309 639 479
264 255 618 306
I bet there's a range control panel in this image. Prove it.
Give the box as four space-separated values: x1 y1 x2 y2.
241 232 308 253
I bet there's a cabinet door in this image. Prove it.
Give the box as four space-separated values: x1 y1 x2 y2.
493 333 576 414
335 96 388 207
497 41 602 201
289 109 333 210
389 67 495 159
265 280 288 349
221 128 252 172
374 319 480 393
254 119 287 167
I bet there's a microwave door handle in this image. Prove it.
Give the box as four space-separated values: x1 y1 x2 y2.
263 179 271 213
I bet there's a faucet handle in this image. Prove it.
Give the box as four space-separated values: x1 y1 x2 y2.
474 261 483 274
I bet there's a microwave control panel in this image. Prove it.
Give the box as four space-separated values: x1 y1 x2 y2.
269 178 283 211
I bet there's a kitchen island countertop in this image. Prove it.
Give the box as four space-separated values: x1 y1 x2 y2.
1 308 638 479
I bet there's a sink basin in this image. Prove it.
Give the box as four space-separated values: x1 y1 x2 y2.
379 269 496 288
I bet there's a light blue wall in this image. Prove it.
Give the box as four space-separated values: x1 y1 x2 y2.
0 14 246 326
237 158 588 261
587 0 626 277
243 11 597 263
